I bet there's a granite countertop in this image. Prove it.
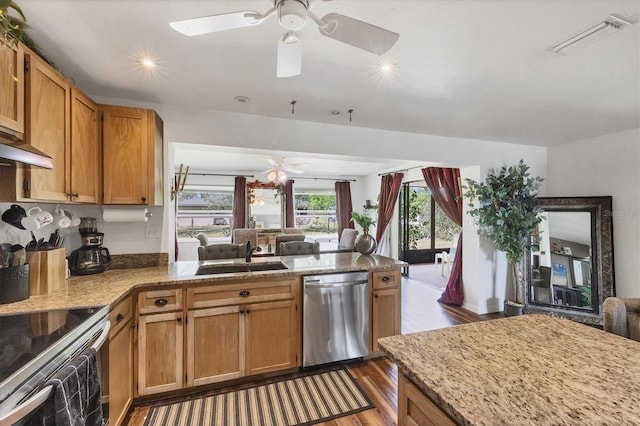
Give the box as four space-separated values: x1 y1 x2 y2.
0 252 405 314
378 315 640 425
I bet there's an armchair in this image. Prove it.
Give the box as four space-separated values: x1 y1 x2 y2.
603 297 640 342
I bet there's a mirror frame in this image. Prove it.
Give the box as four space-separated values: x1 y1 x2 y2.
246 180 285 229
524 196 614 325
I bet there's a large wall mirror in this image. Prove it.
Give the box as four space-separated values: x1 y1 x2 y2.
525 196 614 325
247 182 284 229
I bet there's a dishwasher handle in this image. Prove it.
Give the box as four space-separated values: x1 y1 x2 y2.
304 280 368 289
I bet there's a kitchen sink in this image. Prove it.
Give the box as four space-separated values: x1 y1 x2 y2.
195 261 289 276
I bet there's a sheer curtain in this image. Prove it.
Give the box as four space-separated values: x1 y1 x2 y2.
232 176 247 230
375 173 404 255
422 167 464 305
285 180 295 228
335 181 354 239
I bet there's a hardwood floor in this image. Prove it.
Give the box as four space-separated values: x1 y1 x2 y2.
124 268 502 425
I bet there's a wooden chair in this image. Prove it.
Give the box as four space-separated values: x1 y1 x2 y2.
198 243 245 261
275 234 306 255
279 241 320 256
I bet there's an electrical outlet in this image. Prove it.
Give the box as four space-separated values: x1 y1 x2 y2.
145 225 161 239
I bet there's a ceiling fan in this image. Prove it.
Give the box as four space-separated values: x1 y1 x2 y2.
262 157 305 183
169 0 399 78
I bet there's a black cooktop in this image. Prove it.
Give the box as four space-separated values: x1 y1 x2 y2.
0 307 103 384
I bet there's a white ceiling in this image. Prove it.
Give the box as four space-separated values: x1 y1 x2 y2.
18 0 640 175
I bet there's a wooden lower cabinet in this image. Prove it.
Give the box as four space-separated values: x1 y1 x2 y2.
108 314 133 425
398 373 456 426
186 305 244 387
186 300 297 387
370 270 401 352
245 300 297 376
137 311 183 396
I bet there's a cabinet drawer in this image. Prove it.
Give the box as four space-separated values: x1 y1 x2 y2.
188 279 296 309
372 270 400 290
138 289 183 314
109 296 132 336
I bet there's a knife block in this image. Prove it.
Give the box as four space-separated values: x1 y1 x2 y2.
26 248 66 296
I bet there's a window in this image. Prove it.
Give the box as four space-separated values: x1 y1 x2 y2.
294 189 337 237
176 189 233 240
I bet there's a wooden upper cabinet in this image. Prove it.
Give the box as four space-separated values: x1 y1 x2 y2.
0 39 24 137
23 50 71 202
70 88 100 203
101 105 163 205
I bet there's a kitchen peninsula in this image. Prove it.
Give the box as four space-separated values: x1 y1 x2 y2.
379 315 640 425
1 252 403 425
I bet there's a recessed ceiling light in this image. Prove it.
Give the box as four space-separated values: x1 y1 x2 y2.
234 96 251 103
139 57 156 69
329 110 341 115
381 62 395 74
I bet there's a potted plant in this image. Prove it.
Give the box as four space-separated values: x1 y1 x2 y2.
464 160 543 316
350 211 376 255
1 1 26 45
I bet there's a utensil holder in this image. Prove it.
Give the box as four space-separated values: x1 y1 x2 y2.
0 264 30 304
26 248 66 296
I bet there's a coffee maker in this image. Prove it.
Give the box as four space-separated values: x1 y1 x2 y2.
68 218 111 275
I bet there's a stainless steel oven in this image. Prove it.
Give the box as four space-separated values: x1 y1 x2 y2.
0 306 110 425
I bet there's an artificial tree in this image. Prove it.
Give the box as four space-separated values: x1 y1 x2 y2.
464 160 543 311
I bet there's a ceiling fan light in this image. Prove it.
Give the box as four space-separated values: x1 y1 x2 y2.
279 0 308 31
268 170 277 181
277 170 287 182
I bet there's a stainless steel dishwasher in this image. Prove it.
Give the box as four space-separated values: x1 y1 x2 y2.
303 271 369 367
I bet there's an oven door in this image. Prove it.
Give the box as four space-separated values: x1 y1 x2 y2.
0 306 110 425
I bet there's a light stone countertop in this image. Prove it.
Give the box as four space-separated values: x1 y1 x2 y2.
378 314 640 426
0 252 405 314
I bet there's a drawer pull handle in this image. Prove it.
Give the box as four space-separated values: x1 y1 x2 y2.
154 298 168 307
239 290 250 297
381 276 390 282
116 313 124 323
374 294 379 298
176 317 182 323
246 309 250 314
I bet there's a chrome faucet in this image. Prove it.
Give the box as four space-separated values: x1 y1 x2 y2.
245 241 259 262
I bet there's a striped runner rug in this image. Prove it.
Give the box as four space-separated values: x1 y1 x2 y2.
143 369 374 426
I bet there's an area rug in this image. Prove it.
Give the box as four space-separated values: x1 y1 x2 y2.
142 369 374 426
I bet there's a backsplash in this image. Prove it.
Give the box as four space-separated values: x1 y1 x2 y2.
0 203 166 256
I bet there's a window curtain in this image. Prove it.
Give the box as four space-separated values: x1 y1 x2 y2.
232 176 247 230
285 180 295 228
375 173 404 253
422 167 464 305
335 181 354 239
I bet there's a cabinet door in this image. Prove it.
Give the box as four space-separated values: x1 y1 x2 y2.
186 306 243 387
245 300 297 376
137 312 183 396
0 40 24 136
109 315 133 426
24 51 71 201
101 105 148 204
371 287 401 352
70 88 100 203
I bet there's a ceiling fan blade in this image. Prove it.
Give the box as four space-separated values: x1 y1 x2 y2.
169 11 264 36
282 166 304 174
277 32 303 78
317 12 399 55
267 158 279 167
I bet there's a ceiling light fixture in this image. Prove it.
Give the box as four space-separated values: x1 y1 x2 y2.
550 14 633 54
234 96 251 103
381 62 394 73
139 57 156 69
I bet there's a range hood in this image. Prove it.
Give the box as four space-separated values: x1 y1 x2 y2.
0 141 53 169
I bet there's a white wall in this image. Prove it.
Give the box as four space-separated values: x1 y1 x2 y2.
545 128 640 297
